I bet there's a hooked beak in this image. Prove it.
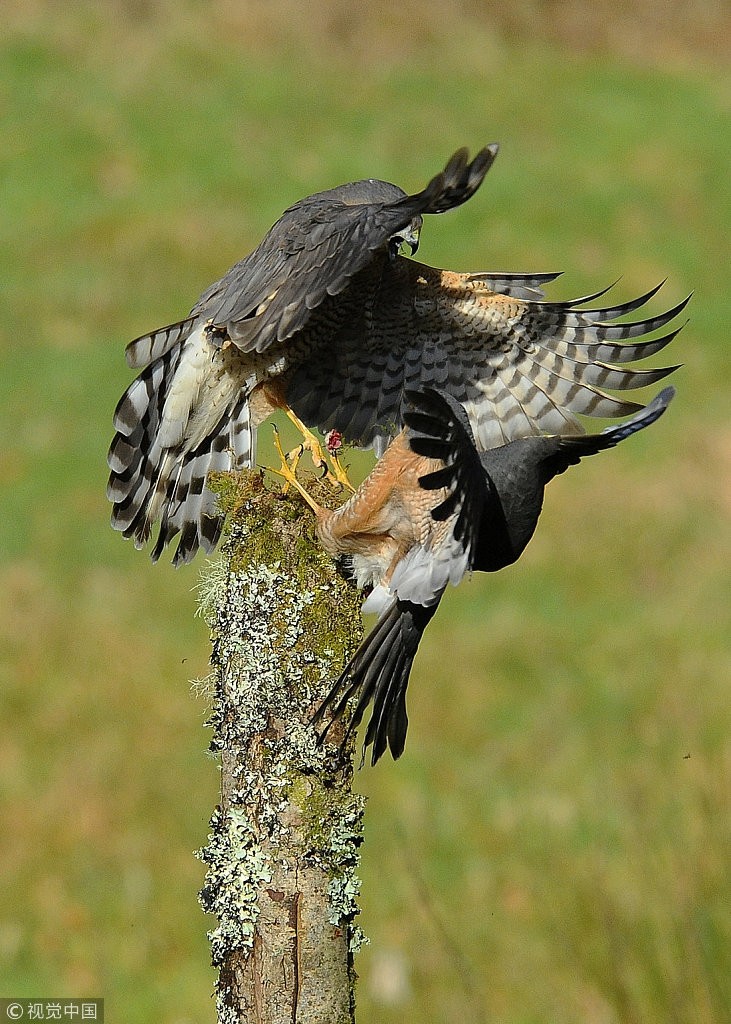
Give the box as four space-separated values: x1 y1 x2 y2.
389 218 421 259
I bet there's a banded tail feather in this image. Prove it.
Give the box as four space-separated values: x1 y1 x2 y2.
107 324 254 565
125 316 198 370
313 599 438 766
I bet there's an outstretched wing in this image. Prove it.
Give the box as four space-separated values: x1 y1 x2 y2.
538 384 676 477
190 146 499 355
287 263 687 453
404 386 490 566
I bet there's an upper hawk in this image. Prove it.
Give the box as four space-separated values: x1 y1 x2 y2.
107 144 686 564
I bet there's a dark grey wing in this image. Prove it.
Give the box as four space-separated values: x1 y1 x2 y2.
287 264 687 454
538 384 676 478
404 387 491 568
189 145 499 355
471 386 676 571
404 144 499 214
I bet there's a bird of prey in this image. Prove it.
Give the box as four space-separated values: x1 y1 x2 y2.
281 385 674 765
107 143 687 564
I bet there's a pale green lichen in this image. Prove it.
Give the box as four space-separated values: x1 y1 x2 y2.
198 805 273 965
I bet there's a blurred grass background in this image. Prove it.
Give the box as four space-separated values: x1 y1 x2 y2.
1 1 729 1021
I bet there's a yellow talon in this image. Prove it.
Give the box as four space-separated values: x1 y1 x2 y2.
283 409 354 492
326 446 355 492
270 427 322 515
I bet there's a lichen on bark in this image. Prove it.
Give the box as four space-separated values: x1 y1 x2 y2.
196 471 366 1023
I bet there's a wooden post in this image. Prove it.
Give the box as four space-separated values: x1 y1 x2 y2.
196 472 366 1023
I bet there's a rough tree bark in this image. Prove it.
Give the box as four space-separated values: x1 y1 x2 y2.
196 471 367 1024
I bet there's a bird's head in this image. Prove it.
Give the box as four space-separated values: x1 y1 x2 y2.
389 215 422 259
315 178 421 258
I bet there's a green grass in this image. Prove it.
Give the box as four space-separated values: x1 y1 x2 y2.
1 4 729 1021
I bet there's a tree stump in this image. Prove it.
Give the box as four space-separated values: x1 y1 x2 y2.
196 472 367 1024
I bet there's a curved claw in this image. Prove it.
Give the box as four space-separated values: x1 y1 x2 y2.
282 408 355 491
269 426 322 515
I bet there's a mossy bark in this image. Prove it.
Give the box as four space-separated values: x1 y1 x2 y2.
196 472 366 1024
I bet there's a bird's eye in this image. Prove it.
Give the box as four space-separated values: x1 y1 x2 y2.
388 235 404 260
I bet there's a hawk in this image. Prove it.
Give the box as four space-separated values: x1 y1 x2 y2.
107 144 686 564
282 385 674 765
